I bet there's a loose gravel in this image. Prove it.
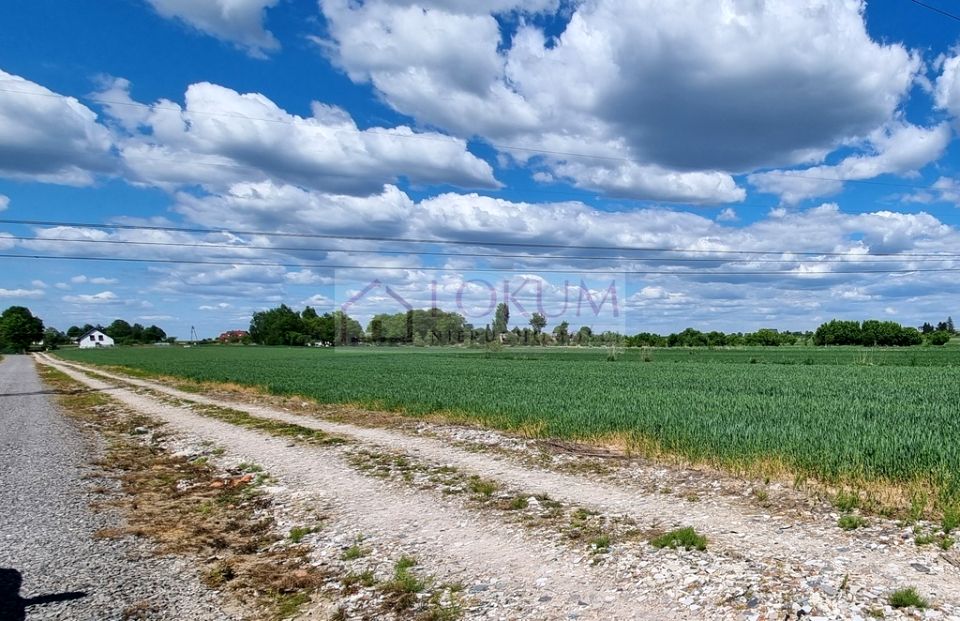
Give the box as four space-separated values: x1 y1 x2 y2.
42 354 670 620
0 355 235 621
37 354 960 620
44 355 960 614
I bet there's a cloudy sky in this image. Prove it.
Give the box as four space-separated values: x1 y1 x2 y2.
3 0 960 337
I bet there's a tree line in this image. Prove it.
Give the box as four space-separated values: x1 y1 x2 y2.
0 307 171 352
248 305 363 346
245 303 955 348
63 320 168 346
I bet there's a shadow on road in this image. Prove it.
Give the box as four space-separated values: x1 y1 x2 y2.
0 568 87 620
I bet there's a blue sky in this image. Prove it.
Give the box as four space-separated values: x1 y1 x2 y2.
2 0 960 338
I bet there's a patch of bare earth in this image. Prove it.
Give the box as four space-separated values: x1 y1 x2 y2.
40 354 960 620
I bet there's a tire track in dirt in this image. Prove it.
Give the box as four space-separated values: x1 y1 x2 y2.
42 355 960 613
39 355 672 621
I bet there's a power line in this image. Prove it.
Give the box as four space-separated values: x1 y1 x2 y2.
907 0 960 23
8 234 960 264
0 83 947 194
2 252 960 276
2 218 957 258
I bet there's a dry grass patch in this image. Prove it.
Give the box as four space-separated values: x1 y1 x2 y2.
38 364 330 621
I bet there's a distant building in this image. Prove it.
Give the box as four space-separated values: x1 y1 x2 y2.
218 330 250 343
78 329 114 348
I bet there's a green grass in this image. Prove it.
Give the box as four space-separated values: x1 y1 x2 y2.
838 514 868 531
56 345 960 506
467 476 499 497
382 556 426 610
942 505 960 534
590 534 611 553
274 592 311 619
650 527 707 551
341 543 366 560
508 496 529 510
888 587 927 609
288 526 314 544
833 490 861 512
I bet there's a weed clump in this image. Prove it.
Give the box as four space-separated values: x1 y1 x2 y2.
382 556 426 611
838 514 868 531
650 527 707 551
888 587 927 609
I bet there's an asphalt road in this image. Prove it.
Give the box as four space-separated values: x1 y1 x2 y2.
0 355 232 620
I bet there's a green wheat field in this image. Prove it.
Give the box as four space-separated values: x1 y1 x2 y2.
57 345 960 510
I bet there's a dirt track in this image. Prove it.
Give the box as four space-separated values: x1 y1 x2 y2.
36 354 960 620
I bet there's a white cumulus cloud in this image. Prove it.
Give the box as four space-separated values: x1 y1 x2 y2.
146 0 280 57
0 69 115 185
100 79 498 195
319 0 921 201
749 122 952 203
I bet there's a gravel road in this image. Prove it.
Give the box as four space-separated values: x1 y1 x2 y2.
44 355 960 611
0 355 234 621
41 354 665 620
39 353 960 621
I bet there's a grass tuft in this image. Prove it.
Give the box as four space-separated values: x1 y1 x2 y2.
942 505 960 535
650 527 707 551
833 490 861 512
382 556 426 611
888 587 927 609
508 496 529 510
341 543 366 561
288 526 315 544
837 514 867 531
590 534 611 553
467 476 499 497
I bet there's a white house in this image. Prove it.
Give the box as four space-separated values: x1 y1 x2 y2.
78 329 115 348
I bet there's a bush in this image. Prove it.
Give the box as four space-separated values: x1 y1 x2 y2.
928 331 951 346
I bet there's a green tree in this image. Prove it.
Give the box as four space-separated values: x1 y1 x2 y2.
249 305 306 346
575 325 593 345
333 310 363 345
301 307 335 344
626 332 666 347
105 319 133 344
42 327 68 348
813 320 862 346
552 320 569 345
529 312 547 335
366 308 469 344
369 318 384 343
898 327 923 346
142 325 167 343
668 328 707 347
0 306 44 353
493 302 509 335
130 323 145 343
